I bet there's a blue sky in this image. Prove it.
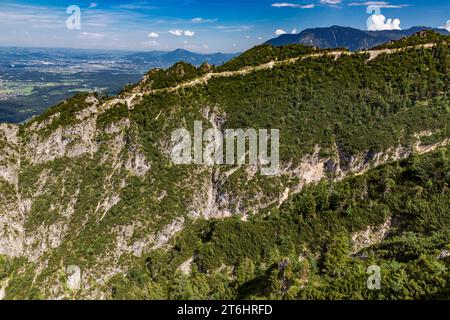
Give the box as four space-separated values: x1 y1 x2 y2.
0 0 448 52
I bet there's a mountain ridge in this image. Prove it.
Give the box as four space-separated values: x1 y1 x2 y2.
124 48 239 69
0 32 449 299
265 25 450 50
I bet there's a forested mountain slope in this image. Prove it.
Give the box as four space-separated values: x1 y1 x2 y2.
0 32 448 299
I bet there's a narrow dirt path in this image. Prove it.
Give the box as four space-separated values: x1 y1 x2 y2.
102 43 437 111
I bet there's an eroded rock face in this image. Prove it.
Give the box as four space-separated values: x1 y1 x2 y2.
0 218 23 257
186 139 431 220
351 217 393 254
151 218 185 250
0 124 19 185
0 279 9 300
0 95 157 298
0 77 447 299
438 250 450 260
24 118 99 164
66 265 82 290
0 124 23 257
125 149 150 177
178 257 194 275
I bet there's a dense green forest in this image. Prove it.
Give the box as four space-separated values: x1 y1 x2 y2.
27 33 450 162
0 32 448 300
139 62 210 91
107 34 450 299
217 44 328 71
130 39 449 165
108 146 450 300
375 30 449 49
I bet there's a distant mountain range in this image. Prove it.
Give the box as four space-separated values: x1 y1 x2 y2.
265 26 450 51
125 49 239 69
0 47 238 123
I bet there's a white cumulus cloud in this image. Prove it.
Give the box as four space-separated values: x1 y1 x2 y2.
441 20 450 32
191 17 217 23
169 29 183 36
320 0 342 5
271 3 315 9
367 14 401 31
78 32 105 39
275 29 287 35
169 29 195 37
148 32 159 38
348 2 409 9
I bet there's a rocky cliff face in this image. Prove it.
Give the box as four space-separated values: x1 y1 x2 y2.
0 92 445 299
0 95 156 298
0 124 22 258
0 40 448 299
